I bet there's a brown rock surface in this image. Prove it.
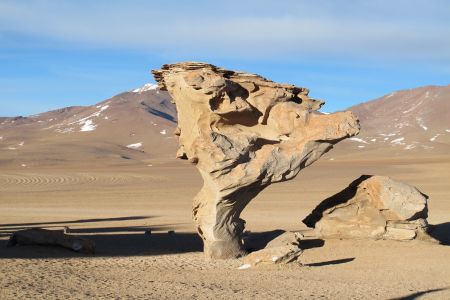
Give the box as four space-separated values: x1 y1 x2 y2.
152 62 360 259
242 231 304 267
303 175 433 241
7 228 95 254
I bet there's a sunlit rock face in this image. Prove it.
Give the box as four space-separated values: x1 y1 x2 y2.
153 62 360 259
303 175 433 241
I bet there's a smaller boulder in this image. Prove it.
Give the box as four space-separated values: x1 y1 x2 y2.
303 175 435 241
241 231 303 267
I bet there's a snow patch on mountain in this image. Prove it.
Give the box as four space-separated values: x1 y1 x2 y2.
395 122 410 129
416 117 427 130
402 100 423 114
132 83 158 93
126 142 142 149
96 104 110 111
391 137 405 144
430 134 441 142
385 92 396 99
67 106 109 127
80 120 96 132
56 127 74 134
349 137 369 144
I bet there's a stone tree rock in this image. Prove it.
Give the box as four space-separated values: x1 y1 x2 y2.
303 175 434 241
152 62 360 259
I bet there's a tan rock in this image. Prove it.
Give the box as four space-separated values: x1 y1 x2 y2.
383 227 416 240
303 175 433 241
265 231 304 248
152 62 359 259
7 228 95 254
241 231 304 267
243 245 303 267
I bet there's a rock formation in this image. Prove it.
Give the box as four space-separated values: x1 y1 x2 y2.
152 62 360 259
7 228 95 253
242 231 304 267
303 175 433 241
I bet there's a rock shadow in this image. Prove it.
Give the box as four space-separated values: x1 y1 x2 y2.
390 287 449 300
242 229 285 252
0 230 203 259
304 257 355 267
299 239 325 250
0 216 203 259
428 222 450 246
242 230 325 253
0 216 153 228
302 175 373 227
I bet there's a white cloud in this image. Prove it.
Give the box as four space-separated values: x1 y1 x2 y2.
0 0 449 61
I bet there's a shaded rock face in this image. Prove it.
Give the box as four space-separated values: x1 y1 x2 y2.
7 228 95 254
153 62 360 259
303 175 432 241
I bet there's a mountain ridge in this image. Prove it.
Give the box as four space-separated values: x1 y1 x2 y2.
337 84 450 157
1 83 449 167
0 84 178 167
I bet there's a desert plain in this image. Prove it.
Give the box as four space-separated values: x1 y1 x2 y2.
1 69 449 300
2 1 450 298
0 151 449 299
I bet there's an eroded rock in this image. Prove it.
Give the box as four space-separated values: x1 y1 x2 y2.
243 245 303 267
152 62 359 259
242 231 304 267
303 175 434 241
7 228 95 253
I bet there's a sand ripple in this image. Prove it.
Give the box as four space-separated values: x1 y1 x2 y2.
0 172 165 191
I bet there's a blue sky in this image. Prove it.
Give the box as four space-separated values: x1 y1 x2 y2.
1 0 449 116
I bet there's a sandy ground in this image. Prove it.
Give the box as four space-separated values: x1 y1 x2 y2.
0 155 449 299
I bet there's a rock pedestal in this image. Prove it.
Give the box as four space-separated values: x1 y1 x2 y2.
153 62 359 259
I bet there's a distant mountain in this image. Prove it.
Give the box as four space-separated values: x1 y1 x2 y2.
0 84 178 167
334 85 450 157
1 83 449 167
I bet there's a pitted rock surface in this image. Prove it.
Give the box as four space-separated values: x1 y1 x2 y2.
153 62 360 258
